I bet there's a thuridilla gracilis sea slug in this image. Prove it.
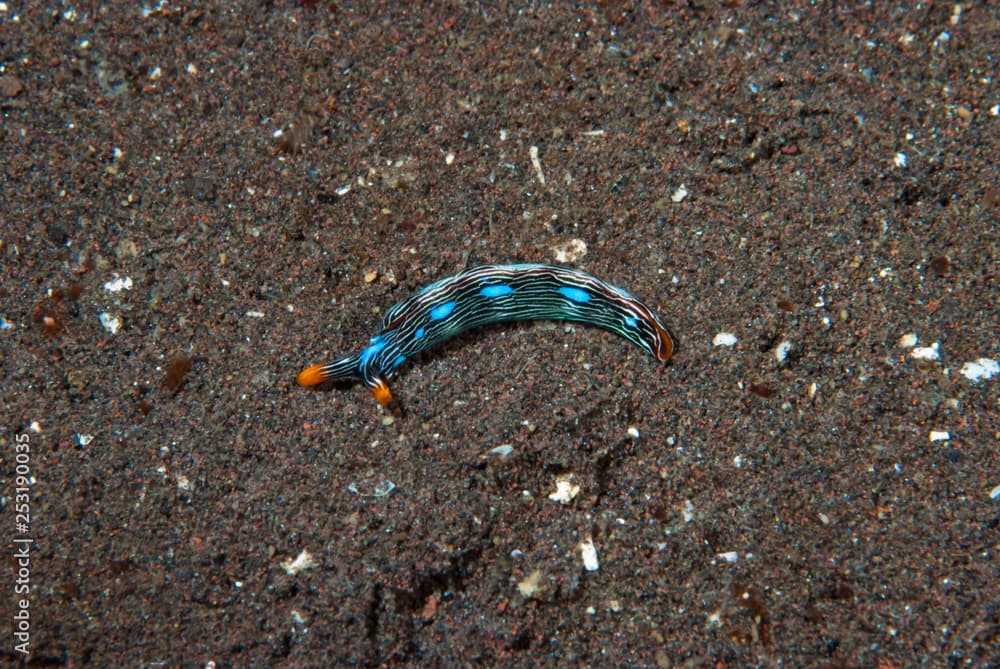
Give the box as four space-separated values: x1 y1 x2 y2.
297 263 674 406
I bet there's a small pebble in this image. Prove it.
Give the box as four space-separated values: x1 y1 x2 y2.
910 342 940 361
579 536 600 571
960 358 998 382
713 332 737 347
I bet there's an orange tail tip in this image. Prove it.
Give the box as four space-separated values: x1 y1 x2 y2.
370 378 394 406
297 364 331 387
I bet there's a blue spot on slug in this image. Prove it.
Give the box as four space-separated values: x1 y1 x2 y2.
414 327 426 339
479 284 515 298
624 316 638 328
429 301 457 320
558 286 591 303
392 354 406 369
360 340 387 366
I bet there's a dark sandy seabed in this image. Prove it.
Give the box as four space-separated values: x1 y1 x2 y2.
2 1 998 667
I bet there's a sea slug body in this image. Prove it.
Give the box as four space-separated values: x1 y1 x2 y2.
298 263 674 406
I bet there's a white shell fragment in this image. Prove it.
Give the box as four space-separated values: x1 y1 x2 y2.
910 342 940 361
551 238 587 263
517 570 543 598
896 333 918 348
103 275 133 292
682 499 695 523
281 550 318 576
99 312 121 335
529 145 546 186
929 430 951 442
579 535 600 571
773 340 793 364
670 184 688 202
960 358 999 383
347 479 396 497
713 332 738 347
548 474 580 503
